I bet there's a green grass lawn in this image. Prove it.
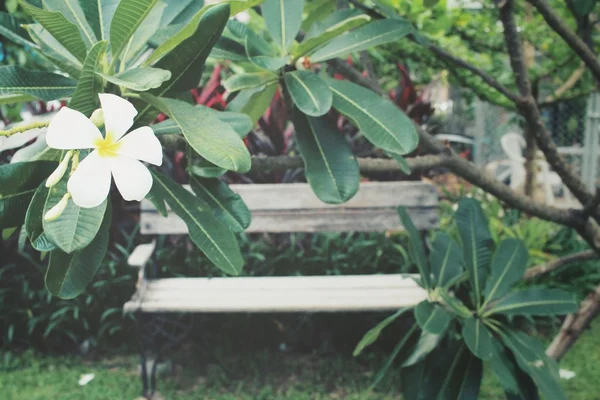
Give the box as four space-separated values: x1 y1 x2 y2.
1 320 599 400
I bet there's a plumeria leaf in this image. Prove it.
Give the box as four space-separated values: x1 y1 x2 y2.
19 1 88 62
228 0 264 15
210 36 248 61
151 170 244 275
119 2 166 67
429 232 463 287
226 83 278 124
68 41 107 116
490 342 521 395
25 183 57 252
189 176 251 233
484 288 577 316
45 202 111 299
0 161 56 229
25 24 83 79
462 317 494 360
0 11 37 48
261 0 305 52
100 68 172 92
223 71 279 93
484 238 529 302
354 308 409 356
397 207 430 288
414 300 452 334
140 94 251 173
152 107 252 138
110 0 158 60
44 0 97 48
43 165 108 254
402 329 444 367
0 66 77 101
284 71 333 117
79 0 120 41
292 109 360 204
371 324 420 388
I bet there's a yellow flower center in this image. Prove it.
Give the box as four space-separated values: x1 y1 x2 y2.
95 133 121 158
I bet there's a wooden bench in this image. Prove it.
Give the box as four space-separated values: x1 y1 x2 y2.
124 181 438 314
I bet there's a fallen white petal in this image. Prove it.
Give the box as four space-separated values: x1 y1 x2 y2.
78 373 95 386
47 108 102 150
67 151 111 208
116 126 163 166
109 156 153 201
559 369 576 380
99 93 138 141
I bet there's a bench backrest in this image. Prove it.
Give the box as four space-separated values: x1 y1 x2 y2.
140 181 439 235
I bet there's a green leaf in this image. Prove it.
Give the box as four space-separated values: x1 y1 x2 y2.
189 176 251 233
402 330 444 367
153 107 252 138
388 152 411 174
68 41 107 116
456 198 493 304
397 207 430 288
100 67 171 91
223 71 279 93
244 29 288 70
168 0 205 25
45 202 111 299
0 11 37 48
119 2 167 66
226 83 277 124
0 66 77 102
140 95 251 172
432 344 483 400
500 329 565 400
326 78 418 155
151 170 244 275
292 109 359 204
25 183 57 252
44 0 97 48
261 0 304 52
157 0 197 26
210 36 248 61
284 71 332 117
110 0 158 60
145 183 168 217
429 232 463 288
483 238 529 303
490 342 520 395
79 0 120 41
227 0 263 15
485 288 577 317
353 308 408 356
0 161 56 229
25 24 83 79
294 14 370 59
371 324 420 388
43 164 107 254
573 0 596 16
462 317 494 360
19 1 88 62
424 0 440 7
414 301 452 334
310 18 413 62
305 9 365 39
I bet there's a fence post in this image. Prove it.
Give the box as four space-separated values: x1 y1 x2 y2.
582 93 600 191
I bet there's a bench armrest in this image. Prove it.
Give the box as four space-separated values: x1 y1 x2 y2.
128 241 156 293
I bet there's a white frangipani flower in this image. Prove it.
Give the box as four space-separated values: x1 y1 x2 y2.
78 373 95 386
46 94 163 208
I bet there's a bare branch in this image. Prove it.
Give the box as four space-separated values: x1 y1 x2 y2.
524 250 598 281
528 0 600 83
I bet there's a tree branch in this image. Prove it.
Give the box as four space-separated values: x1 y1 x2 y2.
524 250 598 281
528 0 600 84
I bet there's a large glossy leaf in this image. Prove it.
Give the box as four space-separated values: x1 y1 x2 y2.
429 232 463 287
110 0 158 60
294 13 370 59
19 1 87 62
292 109 359 204
371 324 420 388
326 78 418 155
490 342 520 395
78 0 120 41
284 71 332 117
43 164 107 254
353 308 408 356
226 83 278 124
45 203 111 299
25 183 57 252
485 288 577 316
243 28 288 70
305 9 365 39
462 317 494 360
0 66 77 102
402 330 444 367
100 68 171 91
151 170 244 275
25 24 82 79
210 36 248 61
68 41 107 116
397 207 430 288
157 0 197 26
0 11 37 48
140 95 251 172
152 107 252 138
414 301 452 335
0 161 56 229
500 329 565 400
119 2 166 66
310 18 413 62
189 176 251 233
439 345 483 399
223 71 279 93
483 238 528 303
228 0 263 15
44 0 97 48
456 198 493 304
261 0 304 52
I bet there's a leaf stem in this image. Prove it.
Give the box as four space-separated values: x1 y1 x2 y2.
0 121 50 137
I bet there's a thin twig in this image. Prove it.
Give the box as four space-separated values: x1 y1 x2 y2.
524 250 599 281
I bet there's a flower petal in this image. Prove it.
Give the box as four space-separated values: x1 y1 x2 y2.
46 108 102 150
109 156 152 202
67 150 112 208
115 127 163 165
99 93 138 141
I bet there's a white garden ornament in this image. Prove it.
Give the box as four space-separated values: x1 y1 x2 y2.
45 94 163 209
